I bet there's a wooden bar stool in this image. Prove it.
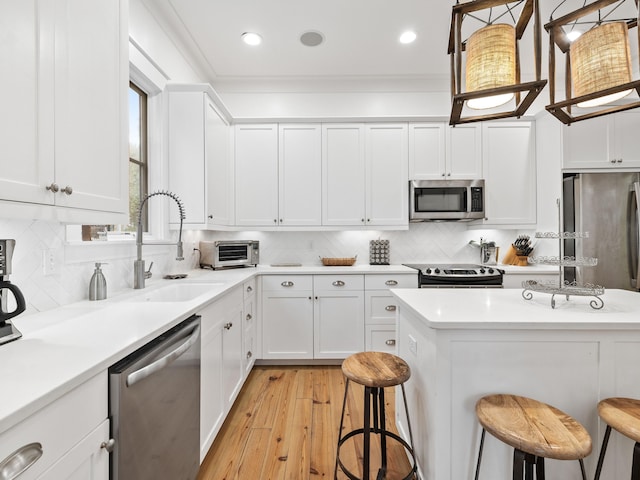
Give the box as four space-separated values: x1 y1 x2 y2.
594 397 640 480
474 394 592 480
334 351 417 480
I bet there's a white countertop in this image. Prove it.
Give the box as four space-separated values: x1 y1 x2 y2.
391 287 640 329
0 264 414 435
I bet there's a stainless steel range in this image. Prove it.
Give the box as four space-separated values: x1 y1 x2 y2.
403 263 504 288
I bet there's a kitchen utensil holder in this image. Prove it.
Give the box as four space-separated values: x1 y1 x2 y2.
369 239 390 265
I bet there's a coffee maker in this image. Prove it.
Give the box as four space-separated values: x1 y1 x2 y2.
0 239 26 345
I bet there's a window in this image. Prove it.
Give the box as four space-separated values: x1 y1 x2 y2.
80 82 148 241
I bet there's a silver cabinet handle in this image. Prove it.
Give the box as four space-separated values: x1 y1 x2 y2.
224 322 233 330
61 185 73 195
281 281 294 287
385 305 397 311
127 323 201 387
246 285 253 293
385 339 396 346
46 183 59 193
332 280 345 287
385 280 398 286
247 351 252 359
0 442 43 479
246 313 252 321
101 439 115 453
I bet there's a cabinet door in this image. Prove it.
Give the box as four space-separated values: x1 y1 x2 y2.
322 124 366 225
168 91 207 226
613 110 640 168
53 0 127 213
314 290 364 359
447 124 482 179
243 283 257 375
200 306 224 460
482 122 536 226
562 116 609 169
235 124 279 226
37 420 109 480
262 291 314 359
408 123 446 179
366 124 409 226
0 0 53 205
206 98 233 226
279 124 322 226
222 305 244 408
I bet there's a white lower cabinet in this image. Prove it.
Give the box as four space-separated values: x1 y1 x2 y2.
199 286 244 461
364 274 417 354
0 373 108 480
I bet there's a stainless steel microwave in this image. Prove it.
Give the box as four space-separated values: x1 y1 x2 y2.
409 179 485 221
199 240 259 269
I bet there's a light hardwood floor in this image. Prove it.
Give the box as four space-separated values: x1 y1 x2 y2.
198 365 412 480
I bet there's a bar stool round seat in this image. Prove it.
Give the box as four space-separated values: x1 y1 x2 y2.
475 394 592 480
335 352 417 480
594 397 640 480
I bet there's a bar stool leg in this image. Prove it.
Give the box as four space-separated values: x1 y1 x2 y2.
536 456 545 480
334 378 350 480
474 428 487 480
378 387 387 479
578 459 587 480
513 449 525 480
631 442 640 480
594 425 612 480
524 453 534 480
363 386 371 480
399 383 417 474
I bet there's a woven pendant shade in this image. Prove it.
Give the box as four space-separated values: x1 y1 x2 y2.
571 21 633 108
466 24 517 109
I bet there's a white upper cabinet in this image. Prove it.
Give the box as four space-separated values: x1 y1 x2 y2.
563 110 640 170
0 0 128 222
167 87 232 228
322 124 366 225
366 123 409 226
235 124 279 226
409 123 482 180
481 121 536 226
278 124 322 226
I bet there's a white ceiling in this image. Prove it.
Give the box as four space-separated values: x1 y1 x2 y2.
143 0 639 92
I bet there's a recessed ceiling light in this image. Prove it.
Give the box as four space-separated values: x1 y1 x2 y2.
399 31 417 44
242 32 262 46
300 31 324 47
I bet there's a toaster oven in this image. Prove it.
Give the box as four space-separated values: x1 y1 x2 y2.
199 240 259 270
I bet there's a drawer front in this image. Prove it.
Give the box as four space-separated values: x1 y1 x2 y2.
366 325 397 354
366 292 398 324
243 278 256 300
314 275 364 291
262 275 313 291
365 274 416 290
0 373 107 480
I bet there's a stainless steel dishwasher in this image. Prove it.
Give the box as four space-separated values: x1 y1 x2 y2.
109 315 201 480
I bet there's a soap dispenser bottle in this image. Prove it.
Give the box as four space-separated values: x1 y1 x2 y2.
89 263 107 301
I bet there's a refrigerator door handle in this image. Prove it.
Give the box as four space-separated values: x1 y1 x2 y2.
629 182 640 290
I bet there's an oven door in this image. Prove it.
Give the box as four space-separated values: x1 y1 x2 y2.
410 180 485 221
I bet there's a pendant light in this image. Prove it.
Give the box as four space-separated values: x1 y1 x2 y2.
545 0 640 124
449 0 547 126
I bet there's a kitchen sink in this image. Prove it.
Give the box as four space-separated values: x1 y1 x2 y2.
130 283 224 302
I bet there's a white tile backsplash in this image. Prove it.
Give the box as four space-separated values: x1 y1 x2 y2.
1 217 554 315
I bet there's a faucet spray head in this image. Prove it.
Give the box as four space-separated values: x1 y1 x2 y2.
176 242 184 261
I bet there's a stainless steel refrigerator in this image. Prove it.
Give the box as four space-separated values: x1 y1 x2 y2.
563 172 640 291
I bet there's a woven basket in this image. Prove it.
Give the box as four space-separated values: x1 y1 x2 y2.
320 257 356 266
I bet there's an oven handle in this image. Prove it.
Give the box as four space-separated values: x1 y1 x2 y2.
126 323 201 387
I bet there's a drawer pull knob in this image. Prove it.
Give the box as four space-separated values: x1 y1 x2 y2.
246 285 253 292
101 439 116 453
332 280 345 287
224 322 233 330
246 314 252 321
247 351 252 359
385 280 398 286
385 339 396 346
46 183 59 193
385 305 397 311
0 442 43 478
281 281 294 287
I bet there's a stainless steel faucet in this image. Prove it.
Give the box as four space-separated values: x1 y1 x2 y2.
134 191 186 289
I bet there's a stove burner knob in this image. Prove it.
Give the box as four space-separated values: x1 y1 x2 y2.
488 268 495 274
434 268 440 274
425 268 432 274
480 268 486 274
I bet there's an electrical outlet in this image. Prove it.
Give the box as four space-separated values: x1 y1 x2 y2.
43 248 57 276
408 334 417 356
